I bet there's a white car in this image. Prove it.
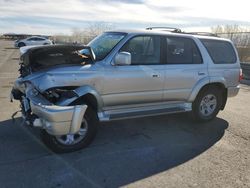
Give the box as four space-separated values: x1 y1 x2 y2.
14 36 53 48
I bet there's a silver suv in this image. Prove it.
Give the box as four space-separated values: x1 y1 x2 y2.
11 28 241 153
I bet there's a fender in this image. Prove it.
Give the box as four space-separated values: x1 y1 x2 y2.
57 85 103 111
188 76 226 102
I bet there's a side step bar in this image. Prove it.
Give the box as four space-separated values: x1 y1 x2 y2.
98 103 192 121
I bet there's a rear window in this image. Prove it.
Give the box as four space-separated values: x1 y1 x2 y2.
200 39 237 64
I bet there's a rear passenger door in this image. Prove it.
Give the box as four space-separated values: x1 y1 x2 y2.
163 36 207 101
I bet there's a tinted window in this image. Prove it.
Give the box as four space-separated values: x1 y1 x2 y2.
121 36 160 65
27 37 35 41
200 39 237 64
33 37 38 41
36 37 45 41
166 37 202 64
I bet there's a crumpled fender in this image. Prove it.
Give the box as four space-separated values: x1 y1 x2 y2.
57 85 103 111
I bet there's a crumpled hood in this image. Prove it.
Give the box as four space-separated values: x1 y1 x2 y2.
19 44 95 77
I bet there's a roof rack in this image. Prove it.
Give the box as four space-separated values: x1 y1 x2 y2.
185 32 218 37
146 27 182 33
146 27 219 37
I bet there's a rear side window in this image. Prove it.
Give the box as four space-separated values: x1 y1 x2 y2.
200 39 237 64
36 38 45 41
165 37 202 64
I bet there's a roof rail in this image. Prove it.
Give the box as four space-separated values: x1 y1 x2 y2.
146 27 182 33
145 27 219 37
184 32 218 37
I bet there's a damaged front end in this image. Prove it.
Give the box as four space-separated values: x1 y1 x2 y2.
11 45 95 136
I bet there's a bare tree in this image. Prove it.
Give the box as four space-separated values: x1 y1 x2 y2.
71 22 114 44
52 23 115 45
84 22 114 36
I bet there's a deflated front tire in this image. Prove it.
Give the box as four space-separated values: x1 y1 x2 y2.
40 106 99 153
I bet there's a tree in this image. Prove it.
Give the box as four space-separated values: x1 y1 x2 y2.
71 22 114 44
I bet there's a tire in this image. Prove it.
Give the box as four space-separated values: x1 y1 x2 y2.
18 42 25 48
40 106 99 153
190 86 223 122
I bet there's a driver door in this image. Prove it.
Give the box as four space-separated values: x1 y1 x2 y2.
102 35 165 107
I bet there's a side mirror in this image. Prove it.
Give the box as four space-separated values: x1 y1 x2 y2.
114 52 131 66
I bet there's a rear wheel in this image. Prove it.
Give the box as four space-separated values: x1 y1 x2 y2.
191 87 223 122
40 106 99 153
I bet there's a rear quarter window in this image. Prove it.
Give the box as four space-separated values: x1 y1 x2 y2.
200 39 237 64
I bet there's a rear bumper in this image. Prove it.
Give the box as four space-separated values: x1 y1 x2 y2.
228 85 240 97
30 102 87 135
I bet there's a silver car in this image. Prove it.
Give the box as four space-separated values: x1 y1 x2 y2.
11 28 241 153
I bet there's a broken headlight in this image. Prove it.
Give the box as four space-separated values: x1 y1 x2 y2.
43 87 78 103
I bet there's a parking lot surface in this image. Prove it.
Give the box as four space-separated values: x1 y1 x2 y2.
0 40 249 188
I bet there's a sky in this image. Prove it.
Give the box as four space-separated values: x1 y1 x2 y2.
1 0 250 35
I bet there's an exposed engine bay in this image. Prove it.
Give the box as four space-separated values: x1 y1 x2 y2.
19 45 95 77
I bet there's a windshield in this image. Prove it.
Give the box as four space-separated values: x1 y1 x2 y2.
87 32 126 60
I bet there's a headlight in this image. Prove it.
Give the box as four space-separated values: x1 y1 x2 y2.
25 82 39 97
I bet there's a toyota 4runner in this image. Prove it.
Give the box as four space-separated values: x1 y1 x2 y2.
11 27 241 153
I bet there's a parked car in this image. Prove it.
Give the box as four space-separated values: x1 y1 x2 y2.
14 36 53 48
11 28 241 153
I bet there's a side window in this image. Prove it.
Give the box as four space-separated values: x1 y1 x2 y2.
120 36 161 65
37 38 45 41
166 37 202 64
34 37 44 41
200 39 237 64
27 37 34 41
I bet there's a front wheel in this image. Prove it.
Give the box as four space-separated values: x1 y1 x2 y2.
40 107 99 153
191 87 222 122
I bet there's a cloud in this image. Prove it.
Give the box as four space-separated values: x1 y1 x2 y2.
0 0 250 35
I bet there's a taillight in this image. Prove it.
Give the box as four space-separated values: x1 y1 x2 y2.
239 69 243 82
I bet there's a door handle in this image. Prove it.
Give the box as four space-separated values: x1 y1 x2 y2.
198 71 206 76
152 74 160 78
